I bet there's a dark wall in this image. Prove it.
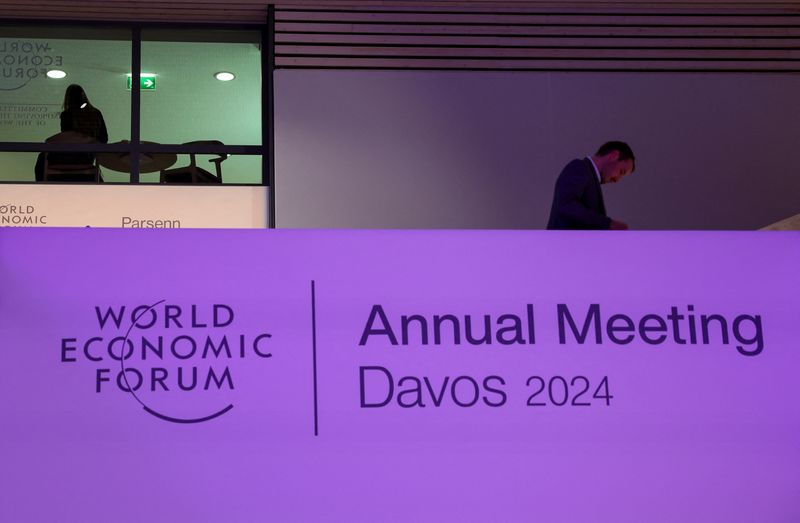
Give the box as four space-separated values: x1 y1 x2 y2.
276 70 800 230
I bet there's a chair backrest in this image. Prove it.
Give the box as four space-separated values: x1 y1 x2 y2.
45 130 96 144
43 131 101 182
160 140 227 184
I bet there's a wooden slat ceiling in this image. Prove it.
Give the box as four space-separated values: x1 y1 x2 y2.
0 1 798 24
273 7 800 71
2 1 799 71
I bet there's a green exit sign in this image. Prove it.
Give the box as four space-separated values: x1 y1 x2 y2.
126 75 156 90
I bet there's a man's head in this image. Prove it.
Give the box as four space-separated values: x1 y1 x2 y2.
593 141 635 184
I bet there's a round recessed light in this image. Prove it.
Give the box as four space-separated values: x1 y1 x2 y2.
46 70 67 79
214 71 235 82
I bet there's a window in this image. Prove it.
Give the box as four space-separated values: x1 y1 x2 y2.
0 24 266 186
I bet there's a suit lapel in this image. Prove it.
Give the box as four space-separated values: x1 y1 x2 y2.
584 158 607 216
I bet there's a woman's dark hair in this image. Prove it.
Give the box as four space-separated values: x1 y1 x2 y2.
63 84 89 111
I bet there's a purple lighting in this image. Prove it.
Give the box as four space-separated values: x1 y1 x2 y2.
0 228 798 522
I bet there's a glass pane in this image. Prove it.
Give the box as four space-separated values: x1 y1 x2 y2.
136 153 262 185
141 29 262 146
0 150 130 183
0 26 131 144
0 152 37 182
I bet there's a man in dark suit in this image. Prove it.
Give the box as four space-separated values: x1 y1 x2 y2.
547 141 635 230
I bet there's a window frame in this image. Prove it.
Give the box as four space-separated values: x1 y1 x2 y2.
0 14 276 226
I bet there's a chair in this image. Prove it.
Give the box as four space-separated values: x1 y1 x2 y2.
43 131 101 183
160 141 227 184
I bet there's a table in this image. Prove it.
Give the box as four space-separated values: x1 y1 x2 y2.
96 142 177 174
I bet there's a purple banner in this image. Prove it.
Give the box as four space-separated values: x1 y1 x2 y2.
1 228 798 522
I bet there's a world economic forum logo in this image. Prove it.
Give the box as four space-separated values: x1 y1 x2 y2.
59 300 273 423
0 39 65 90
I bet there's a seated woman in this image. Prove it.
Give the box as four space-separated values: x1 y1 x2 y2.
35 84 108 181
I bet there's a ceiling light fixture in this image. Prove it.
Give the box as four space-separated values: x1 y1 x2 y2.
46 70 67 79
214 71 235 82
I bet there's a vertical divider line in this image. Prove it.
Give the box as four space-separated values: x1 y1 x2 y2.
130 25 141 183
311 280 319 436
266 4 276 228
